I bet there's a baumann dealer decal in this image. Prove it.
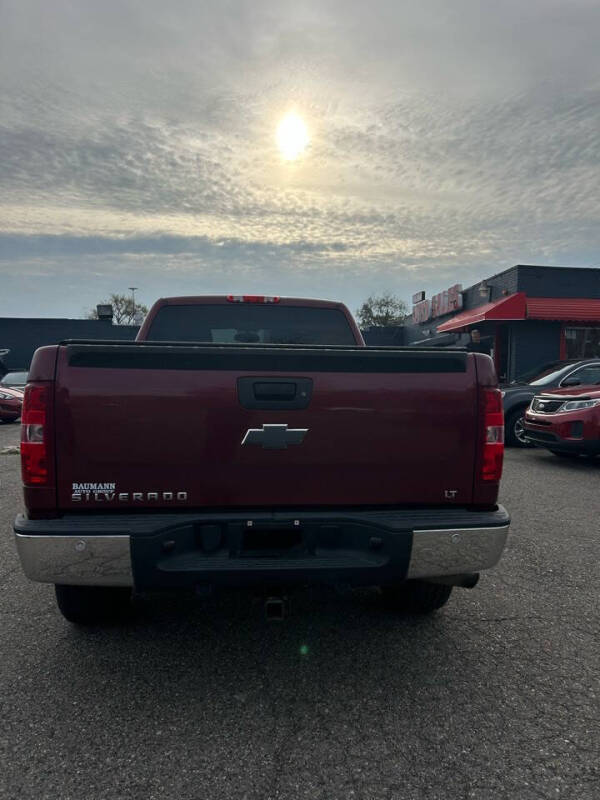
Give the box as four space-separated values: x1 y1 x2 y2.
71 483 188 502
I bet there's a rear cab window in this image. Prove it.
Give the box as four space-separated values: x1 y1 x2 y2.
145 304 358 345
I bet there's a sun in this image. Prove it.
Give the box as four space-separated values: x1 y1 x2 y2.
276 112 309 160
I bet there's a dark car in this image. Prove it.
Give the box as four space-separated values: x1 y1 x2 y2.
0 371 29 391
502 359 600 446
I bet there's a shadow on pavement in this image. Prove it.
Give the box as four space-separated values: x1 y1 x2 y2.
46 585 478 707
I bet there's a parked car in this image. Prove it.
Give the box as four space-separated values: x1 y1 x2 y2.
13 294 509 625
0 386 24 423
501 359 600 446
523 386 600 458
0 371 29 391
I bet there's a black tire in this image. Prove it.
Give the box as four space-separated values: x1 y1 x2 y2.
55 584 132 625
505 407 531 447
1 416 19 424
381 580 452 614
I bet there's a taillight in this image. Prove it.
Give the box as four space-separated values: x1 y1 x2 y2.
21 384 49 485
481 388 504 482
226 295 280 303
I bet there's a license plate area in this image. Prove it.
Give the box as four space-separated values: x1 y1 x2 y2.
241 525 304 557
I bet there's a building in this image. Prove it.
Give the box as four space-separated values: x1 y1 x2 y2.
405 265 600 382
0 317 139 370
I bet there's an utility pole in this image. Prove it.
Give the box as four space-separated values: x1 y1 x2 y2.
128 287 138 322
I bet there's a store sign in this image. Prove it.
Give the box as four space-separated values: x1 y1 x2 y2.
413 300 431 324
412 284 463 323
412 291 426 304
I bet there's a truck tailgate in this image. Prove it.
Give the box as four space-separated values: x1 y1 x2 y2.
54 344 478 510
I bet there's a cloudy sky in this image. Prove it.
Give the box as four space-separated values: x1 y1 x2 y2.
1 0 599 318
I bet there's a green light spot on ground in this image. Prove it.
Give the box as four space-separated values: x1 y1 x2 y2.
300 644 309 656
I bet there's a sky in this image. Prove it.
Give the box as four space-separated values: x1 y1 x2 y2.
1 0 600 318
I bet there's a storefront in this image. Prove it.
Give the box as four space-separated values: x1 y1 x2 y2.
405 265 600 382
0 316 139 369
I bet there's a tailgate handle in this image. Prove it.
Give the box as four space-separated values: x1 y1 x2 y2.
253 382 296 401
237 377 313 410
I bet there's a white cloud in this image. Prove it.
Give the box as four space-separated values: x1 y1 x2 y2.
1 0 600 315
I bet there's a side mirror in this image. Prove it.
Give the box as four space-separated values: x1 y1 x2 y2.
561 377 581 387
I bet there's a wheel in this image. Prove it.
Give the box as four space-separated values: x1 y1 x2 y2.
55 584 132 625
0 416 19 424
381 580 452 614
505 408 531 447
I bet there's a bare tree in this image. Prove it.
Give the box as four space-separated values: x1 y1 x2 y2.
87 294 148 325
355 292 407 327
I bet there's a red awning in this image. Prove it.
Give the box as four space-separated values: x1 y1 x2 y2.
436 293 600 332
436 293 526 332
526 297 600 321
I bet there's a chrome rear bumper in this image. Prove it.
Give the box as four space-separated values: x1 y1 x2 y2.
407 526 509 578
15 534 133 586
14 514 509 587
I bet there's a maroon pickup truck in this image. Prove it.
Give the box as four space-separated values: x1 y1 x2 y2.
14 295 509 624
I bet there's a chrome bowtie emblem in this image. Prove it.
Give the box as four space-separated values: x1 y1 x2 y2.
241 424 308 450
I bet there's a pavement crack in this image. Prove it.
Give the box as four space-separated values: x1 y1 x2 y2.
473 615 546 623
0 565 20 586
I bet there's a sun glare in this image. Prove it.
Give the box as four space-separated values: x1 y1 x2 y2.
276 112 309 160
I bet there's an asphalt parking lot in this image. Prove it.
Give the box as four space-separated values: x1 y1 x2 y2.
1 421 598 800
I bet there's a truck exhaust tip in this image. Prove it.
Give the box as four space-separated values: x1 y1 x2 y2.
425 573 480 589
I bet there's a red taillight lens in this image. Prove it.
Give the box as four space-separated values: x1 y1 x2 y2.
481 388 504 482
226 295 280 303
21 384 49 485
